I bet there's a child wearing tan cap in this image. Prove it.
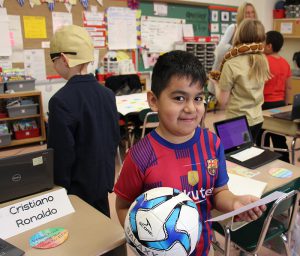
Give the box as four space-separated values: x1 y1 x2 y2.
48 25 120 217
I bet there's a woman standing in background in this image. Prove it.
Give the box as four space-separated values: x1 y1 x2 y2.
211 19 270 142
208 2 258 93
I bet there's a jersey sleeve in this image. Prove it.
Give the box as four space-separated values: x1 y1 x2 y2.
114 151 145 202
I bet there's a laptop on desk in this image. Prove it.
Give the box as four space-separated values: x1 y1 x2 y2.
214 116 281 169
271 94 300 121
0 148 54 204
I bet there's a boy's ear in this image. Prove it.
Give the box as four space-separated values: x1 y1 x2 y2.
60 53 70 67
147 91 158 112
265 43 272 53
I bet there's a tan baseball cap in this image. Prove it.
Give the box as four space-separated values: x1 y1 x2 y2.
50 25 94 67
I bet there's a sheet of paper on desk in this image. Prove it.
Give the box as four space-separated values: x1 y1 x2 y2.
206 191 285 222
231 146 264 162
228 173 267 198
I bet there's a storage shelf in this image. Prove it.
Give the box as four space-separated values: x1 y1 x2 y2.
0 136 45 149
0 90 46 148
273 19 300 38
0 91 40 98
0 114 40 122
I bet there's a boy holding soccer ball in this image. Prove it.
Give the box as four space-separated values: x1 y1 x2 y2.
114 50 266 256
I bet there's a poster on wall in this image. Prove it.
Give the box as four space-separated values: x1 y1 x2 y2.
52 12 73 34
107 7 137 50
83 11 106 48
141 16 184 53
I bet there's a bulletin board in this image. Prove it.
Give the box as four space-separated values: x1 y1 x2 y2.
3 0 127 79
138 1 209 72
140 1 209 37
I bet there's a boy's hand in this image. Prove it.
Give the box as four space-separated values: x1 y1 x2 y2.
233 195 266 222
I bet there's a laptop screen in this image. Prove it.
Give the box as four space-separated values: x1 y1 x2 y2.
0 148 54 203
214 116 253 154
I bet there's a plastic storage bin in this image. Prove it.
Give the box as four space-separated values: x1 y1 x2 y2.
7 104 38 118
6 79 35 92
0 133 11 146
273 9 285 18
14 128 40 140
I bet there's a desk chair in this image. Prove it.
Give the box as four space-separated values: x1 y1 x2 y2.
212 190 300 256
139 109 159 138
126 108 159 146
105 74 142 95
260 118 300 164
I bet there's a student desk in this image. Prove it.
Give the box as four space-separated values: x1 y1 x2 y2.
212 159 300 255
1 191 127 256
239 158 300 194
261 105 300 164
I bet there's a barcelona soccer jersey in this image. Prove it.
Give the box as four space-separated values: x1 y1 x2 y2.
114 127 229 255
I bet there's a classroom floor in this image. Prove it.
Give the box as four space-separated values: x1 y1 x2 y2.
1 109 299 256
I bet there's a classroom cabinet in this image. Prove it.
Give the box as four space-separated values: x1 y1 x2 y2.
0 91 46 148
273 18 300 38
174 42 216 74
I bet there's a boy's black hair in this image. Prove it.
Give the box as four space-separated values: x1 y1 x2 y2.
151 50 207 97
293 52 300 68
266 30 284 53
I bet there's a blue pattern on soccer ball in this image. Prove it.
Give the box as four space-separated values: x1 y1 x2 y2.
129 193 170 233
126 188 201 255
146 206 191 253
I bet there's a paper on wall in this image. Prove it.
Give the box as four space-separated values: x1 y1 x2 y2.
107 7 137 50
141 16 184 53
0 8 12 57
24 49 46 81
52 12 73 34
183 24 194 37
8 15 24 63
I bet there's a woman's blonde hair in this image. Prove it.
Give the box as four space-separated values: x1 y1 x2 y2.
236 2 258 26
234 19 270 84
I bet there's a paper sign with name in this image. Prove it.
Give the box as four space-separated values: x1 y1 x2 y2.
0 188 75 239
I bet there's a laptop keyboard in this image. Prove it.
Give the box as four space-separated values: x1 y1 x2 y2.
230 146 264 162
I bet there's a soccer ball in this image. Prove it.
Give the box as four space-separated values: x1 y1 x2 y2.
124 187 201 256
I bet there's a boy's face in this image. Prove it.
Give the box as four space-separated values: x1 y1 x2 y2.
148 75 205 144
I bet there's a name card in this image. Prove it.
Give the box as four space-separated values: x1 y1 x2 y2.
0 188 75 239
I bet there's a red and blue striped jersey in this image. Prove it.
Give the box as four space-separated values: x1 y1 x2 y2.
114 127 228 255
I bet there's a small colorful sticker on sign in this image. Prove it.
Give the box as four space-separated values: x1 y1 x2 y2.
30 227 68 249
269 168 293 178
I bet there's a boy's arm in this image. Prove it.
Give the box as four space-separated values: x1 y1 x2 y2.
285 77 292 105
115 195 132 227
213 185 266 222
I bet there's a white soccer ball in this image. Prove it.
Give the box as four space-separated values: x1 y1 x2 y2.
124 187 201 256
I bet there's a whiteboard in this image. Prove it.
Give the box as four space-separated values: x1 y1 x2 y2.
141 16 185 53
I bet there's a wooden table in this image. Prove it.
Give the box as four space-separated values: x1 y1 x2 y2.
1 191 127 256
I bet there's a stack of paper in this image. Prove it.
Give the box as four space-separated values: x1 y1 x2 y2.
228 173 267 198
